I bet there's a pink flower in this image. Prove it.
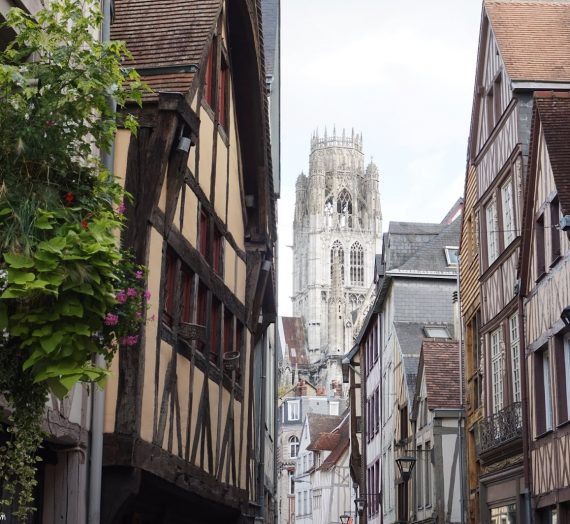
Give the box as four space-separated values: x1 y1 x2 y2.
116 290 127 304
135 270 143 279
143 290 151 300
125 335 138 346
117 201 126 215
104 313 119 326
127 287 138 298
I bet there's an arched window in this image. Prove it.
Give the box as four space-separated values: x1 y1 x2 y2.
337 189 353 228
289 436 300 458
330 240 345 284
350 242 364 285
324 195 334 228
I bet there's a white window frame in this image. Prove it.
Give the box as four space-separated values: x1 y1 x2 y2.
486 199 499 265
329 400 340 416
289 436 300 458
510 315 521 403
543 350 553 431
491 328 504 413
444 246 459 266
501 177 515 246
288 400 300 421
564 334 570 421
288 470 295 495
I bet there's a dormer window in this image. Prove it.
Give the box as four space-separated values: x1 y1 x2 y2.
424 326 450 338
444 246 459 266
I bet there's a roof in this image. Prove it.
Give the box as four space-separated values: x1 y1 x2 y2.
306 414 343 451
394 321 454 407
111 0 221 100
534 92 570 215
319 415 350 471
260 0 279 78
395 217 461 274
485 0 570 83
384 222 443 271
421 339 461 410
280 317 309 366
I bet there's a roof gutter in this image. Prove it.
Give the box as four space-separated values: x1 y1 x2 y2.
135 64 199 76
512 80 570 92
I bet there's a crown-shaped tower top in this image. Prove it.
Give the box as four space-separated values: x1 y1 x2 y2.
310 127 363 154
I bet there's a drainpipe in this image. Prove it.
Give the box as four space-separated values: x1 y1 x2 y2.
519 288 532 524
258 329 268 521
88 1 115 522
456 255 466 524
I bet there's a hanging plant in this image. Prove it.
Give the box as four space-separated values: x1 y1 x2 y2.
0 0 147 518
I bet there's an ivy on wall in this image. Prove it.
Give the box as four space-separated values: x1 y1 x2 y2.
0 0 146 517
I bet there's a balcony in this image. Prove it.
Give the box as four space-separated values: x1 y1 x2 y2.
478 402 523 456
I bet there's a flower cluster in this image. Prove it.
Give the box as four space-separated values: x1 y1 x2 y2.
102 253 150 350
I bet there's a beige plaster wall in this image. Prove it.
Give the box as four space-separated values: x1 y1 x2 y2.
182 188 199 246
198 115 214 200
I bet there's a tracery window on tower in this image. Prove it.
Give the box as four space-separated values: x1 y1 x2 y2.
337 189 353 228
330 240 345 284
324 195 334 228
350 241 365 286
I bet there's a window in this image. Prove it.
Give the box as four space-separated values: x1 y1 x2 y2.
288 470 295 495
416 444 423 508
424 442 431 506
289 436 300 458
181 266 194 324
375 387 380 434
510 315 521 403
330 240 345 284
501 177 515 246
486 199 499 265
213 227 223 274
490 504 517 524
223 311 233 355
288 400 300 421
337 189 352 228
199 210 209 257
210 297 221 364
535 346 553 435
329 401 340 416
491 328 504 414
551 196 561 262
536 212 546 277
163 249 177 326
563 334 570 421
424 326 450 338
444 246 459 266
400 405 408 441
218 55 228 129
203 44 214 107
350 242 364 285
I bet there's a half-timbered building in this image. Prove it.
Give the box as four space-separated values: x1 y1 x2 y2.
100 0 277 522
520 92 570 524
465 2 570 521
352 217 460 524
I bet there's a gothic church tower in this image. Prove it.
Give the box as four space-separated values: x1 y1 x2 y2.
292 128 382 390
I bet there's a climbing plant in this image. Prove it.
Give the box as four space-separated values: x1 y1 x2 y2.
0 0 146 518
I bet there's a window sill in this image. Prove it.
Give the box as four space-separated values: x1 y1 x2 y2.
535 271 547 284
550 255 562 268
536 428 553 440
557 419 570 430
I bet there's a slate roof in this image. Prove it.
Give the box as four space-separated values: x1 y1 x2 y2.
261 0 279 78
421 339 461 410
384 222 443 271
281 317 309 366
395 217 461 274
485 0 570 83
533 92 570 215
111 0 221 100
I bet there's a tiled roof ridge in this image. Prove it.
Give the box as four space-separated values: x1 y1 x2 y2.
486 0 570 4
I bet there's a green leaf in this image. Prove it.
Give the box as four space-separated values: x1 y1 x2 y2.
32 325 52 337
4 252 34 268
7 269 36 284
59 297 83 317
45 378 69 399
35 214 53 230
39 331 64 353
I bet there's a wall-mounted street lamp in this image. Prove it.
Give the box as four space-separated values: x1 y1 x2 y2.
354 497 367 514
339 514 351 524
395 455 416 482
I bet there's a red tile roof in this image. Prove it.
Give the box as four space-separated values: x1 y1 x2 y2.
111 0 221 101
319 415 349 471
533 92 570 215
306 414 342 451
421 339 461 411
486 1 570 83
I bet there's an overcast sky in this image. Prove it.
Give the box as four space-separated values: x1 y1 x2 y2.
277 0 483 315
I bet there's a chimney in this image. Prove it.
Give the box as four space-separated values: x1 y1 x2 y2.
296 379 308 396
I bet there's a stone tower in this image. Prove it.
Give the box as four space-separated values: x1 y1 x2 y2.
292 128 382 391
